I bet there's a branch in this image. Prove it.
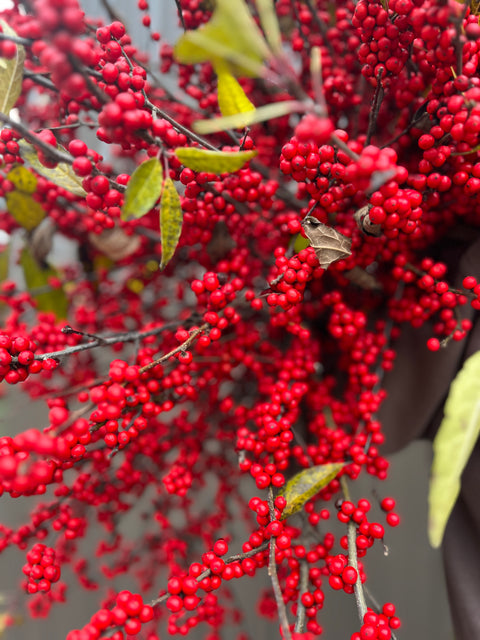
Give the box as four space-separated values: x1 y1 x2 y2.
294 560 309 633
0 112 74 164
10 323 177 363
138 324 209 374
365 68 384 146
268 487 292 640
341 477 367 624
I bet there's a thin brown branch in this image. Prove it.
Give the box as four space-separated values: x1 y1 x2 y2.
268 487 293 640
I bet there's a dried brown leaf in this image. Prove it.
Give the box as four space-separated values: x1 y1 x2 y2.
301 215 352 269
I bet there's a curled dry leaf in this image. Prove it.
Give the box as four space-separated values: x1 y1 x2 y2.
301 215 352 269
354 205 382 237
89 227 141 262
29 218 56 264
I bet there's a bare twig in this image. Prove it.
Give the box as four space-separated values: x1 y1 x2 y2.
268 487 293 640
294 560 309 633
341 477 367 624
365 68 384 146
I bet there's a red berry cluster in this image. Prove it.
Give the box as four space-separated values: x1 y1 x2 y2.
67 590 154 639
22 543 61 594
351 605 401 640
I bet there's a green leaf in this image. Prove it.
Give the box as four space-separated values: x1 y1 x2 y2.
159 177 183 270
121 157 163 221
193 100 301 135
0 20 25 114
19 141 87 197
6 191 46 231
20 247 68 319
428 351 480 548
174 148 257 174
216 64 255 118
279 463 345 520
174 0 269 77
293 233 310 253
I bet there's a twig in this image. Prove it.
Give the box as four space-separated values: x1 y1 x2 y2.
268 487 293 640
173 0 187 31
0 112 74 164
294 560 309 633
138 324 209 374
365 68 384 146
10 323 176 363
341 477 367 624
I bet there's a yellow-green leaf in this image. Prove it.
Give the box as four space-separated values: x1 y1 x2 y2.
174 0 269 77
0 241 10 284
0 20 25 114
159 177 183 270
121 157 163 221
174 148 257 174
20 247 68 318
216 64 255 118
293 233 310 253
279 463 345 520
428 351 480 548
6 191 46 231
7 164 37 194
19 141 87 197
193 100 300 135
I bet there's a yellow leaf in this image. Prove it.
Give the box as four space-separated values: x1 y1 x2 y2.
428 351 480 547
279 463 345 520
6 191 46 231
160 178 183 270
19 141 87 197
174 147 257 173
6 164 37 194
174 0 269 77
255 0 282 55
121 157 163 221
216 64 255 118
0 20 25 114
193 100 300 134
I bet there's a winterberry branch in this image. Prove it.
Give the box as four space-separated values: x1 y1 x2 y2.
341 477 368 624
294 559 309 633
0 112 74 164
10 323 177 363
268 487 293 640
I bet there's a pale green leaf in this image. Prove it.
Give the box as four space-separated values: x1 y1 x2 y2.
193 100 300 134
216 64 255 117
6 191 46 231
20 247 68 318
19 141 87 197
160 178 183 270
174 0 269 77
0 20 25 114
174 147 257 174
279 463 345 520
293 232 310 253
121 157 163 221
428 351 480 548
256 0 282 55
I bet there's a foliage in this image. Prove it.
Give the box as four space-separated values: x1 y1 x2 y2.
0 1 479 639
